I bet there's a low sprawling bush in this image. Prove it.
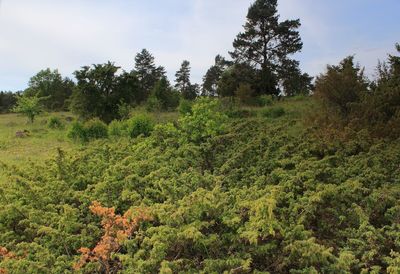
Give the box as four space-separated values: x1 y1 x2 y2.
261 106 285 118
226 108 257 118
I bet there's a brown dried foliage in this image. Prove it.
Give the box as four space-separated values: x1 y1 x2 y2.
74 201 152 273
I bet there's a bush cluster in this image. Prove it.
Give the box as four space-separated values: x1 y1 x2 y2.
68 119 108 142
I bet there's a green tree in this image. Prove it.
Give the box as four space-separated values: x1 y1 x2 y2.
217 64 257 97
12 94 45 123
202 55 231 96
71 62 140 123
25 68 74 111
149 77 180 111
280 60 313 96
175 60 196 100
315 56 368 117
134 49 165 100
230 0 303 95
0 91 17 113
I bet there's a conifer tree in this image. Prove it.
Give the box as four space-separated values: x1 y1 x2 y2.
230 0 303 95
175 60 196 100
134 49 165 98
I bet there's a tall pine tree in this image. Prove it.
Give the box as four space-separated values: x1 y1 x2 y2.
230 0 303 95
175 60 196 100
134 49 165 100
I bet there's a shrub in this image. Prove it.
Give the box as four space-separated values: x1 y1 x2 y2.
261 106 285 118
108 120 128 137
68 119 108 142
257 95 273 106
117 101 132 120
179 98 227 143
178 99 193 115
314 56 367 117
146 96 162 112
127 114 154 138
47 116 64 129
68 121 88 142
226 109 257 118
235 83 255 104
85 119 109 139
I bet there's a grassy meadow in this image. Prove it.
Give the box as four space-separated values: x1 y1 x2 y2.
0 112 76 166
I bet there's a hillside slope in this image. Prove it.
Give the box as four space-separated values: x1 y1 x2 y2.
0 98 399 273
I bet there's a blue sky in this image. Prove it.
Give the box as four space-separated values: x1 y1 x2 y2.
0 0 399 91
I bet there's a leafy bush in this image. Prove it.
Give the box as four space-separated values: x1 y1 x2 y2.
145 96 162 112
235 83 255 104
117 101 132 120
261 106 285 118
179 98 227 143
68 119 108 142
108 120 128 137
127 114 154 138
314 56 367 117
84 119 109 139
47 116 64 129
226 109 257 118
178 99 193 115
257 95 273 106
67 121 88 142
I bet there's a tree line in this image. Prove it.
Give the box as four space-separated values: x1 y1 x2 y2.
3 0 312 122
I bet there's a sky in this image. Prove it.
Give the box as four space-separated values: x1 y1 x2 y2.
0 0 399 91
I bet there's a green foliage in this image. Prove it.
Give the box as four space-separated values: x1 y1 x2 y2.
47 116 64 129
135 49 166 98
2 107 400 273
179 98 227 143
146 96 162 112
257 95 273 107
12 94 45 123
230 0 303 95
202 55 230 97
68 119 108 142
175 60 197 100
261 106 285 118
25 68 74 111
84 118 108 139
108 119 128 137
70 62 140 123
177 99 193 115
217 63 256 98
117 101 132 120
235 83 255 104
149 77 180 112
312 46 400 140
67 121 88 142
127 114 154 138
0 91 17 113
315 56 367 117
